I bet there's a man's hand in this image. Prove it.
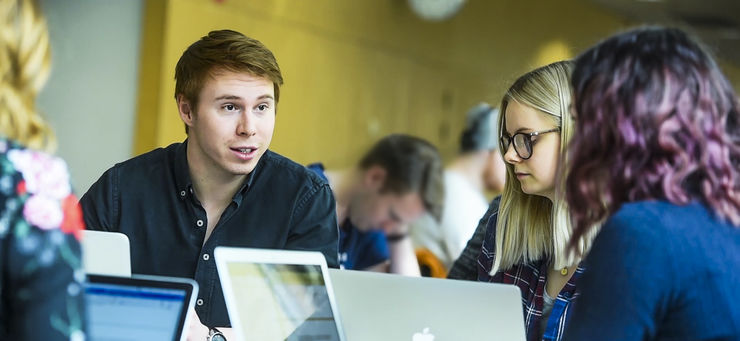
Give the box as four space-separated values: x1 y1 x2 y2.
387 236 421 276
384 222 411 238
184 309 236 340
186 308 209 341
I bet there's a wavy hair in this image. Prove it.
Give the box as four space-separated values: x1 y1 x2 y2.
567 27 740 246
0 0 54 151
492 60 590 274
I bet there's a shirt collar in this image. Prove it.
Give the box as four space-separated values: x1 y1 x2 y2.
232 162 258 206
173 141 192 201
174 139 261 206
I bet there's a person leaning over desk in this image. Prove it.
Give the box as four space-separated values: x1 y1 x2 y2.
309 134 445 276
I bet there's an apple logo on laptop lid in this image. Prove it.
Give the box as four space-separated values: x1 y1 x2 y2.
413 327 435 341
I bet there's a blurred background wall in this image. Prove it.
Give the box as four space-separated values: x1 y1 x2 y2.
36 0 740 193
134 0 625 169
39 0 143 194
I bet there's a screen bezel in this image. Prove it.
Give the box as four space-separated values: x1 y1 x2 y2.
85 274 198 341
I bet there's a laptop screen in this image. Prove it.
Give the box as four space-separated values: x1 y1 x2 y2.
223 262 342 341
84 275 196 341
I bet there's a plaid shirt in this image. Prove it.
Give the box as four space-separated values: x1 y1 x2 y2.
477 202 584 341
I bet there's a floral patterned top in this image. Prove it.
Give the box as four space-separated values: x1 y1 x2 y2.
0 139 86 340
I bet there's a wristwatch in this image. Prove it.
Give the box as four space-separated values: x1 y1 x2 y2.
386 232 408 242
207 327 226 341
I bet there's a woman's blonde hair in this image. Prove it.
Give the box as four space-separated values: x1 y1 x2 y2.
491 60 590 274
0 0 54 151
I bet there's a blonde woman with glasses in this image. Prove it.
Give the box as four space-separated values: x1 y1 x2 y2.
475 60 593 341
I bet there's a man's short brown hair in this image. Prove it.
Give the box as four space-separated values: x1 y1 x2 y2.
359 134 445 221
174 30 283 132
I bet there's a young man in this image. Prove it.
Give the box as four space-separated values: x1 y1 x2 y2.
81 30 339 340
308 134 445 276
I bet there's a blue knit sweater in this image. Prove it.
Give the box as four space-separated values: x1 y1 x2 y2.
564 200 740 340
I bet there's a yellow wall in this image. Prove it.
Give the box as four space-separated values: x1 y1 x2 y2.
134 0 643 166
720 62 740 93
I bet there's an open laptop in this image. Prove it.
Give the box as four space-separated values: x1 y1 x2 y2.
81 230 132 276
214 247 347 341
84 274 198 341
328 269 527 341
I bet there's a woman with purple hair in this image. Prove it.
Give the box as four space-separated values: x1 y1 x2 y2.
563 27 740 340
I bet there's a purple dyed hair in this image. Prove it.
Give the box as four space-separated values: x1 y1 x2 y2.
566 27 740 247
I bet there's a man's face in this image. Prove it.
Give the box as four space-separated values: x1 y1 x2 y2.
179 70 275 179
349 168 426 234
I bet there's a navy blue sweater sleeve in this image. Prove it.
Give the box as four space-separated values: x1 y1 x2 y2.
564 205 673 340
566 202 740 340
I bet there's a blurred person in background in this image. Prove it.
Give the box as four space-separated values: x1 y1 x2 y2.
411 102 506 272
0 0 87 340
476 61 595 341
308 134 444 276
564 27 740 340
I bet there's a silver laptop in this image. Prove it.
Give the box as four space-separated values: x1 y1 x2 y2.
84 274 198 341
81 230 131 276
215 247 347 341
329 269 526 341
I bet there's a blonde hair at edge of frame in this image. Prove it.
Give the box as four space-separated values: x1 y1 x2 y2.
0 0 55 152
490 60 595 275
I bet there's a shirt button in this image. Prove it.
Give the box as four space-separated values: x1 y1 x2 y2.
197 299 204 306
203 253 210 261
179 190 186 197
196 220 204 227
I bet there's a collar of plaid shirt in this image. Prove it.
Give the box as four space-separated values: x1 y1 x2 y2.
476 201 586 341
483 256 585 341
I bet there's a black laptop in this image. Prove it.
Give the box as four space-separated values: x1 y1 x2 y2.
84 274 198 341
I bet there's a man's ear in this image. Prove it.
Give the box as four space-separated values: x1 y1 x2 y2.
177 94 195 127
362 165 387 191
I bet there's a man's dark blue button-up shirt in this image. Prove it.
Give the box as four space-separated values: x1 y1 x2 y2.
80 141 339 327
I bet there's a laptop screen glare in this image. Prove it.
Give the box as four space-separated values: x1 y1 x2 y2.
225 263 342 341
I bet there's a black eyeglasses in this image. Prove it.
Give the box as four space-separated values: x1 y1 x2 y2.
500 128 560 160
